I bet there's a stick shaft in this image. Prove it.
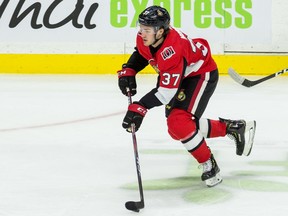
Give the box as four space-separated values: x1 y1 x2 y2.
127 91 145 206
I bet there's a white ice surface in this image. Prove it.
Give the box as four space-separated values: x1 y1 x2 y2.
0 74 287 216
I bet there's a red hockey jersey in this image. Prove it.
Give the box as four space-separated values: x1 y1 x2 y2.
136 27 217 105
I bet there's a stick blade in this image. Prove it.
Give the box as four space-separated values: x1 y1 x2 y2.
228 68 253 87
125 201 144 212
228 68 245 84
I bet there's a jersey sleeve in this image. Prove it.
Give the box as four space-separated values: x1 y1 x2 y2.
125 47 149 72
139 87 163 109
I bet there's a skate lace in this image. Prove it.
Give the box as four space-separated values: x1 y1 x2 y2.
200 159 212 173
227 133 237 143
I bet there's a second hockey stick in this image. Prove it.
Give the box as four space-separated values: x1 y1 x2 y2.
125 89 145 213
228 67 288 87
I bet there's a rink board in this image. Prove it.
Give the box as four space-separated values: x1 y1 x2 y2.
0 54 287 75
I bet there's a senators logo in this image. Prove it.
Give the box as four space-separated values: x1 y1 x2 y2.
161 46 175 60
177 90 186 101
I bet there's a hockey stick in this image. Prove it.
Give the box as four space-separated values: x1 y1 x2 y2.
125 89 145 212
228 67 288 87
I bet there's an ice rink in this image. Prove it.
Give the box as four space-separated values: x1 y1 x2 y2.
0 74 287 216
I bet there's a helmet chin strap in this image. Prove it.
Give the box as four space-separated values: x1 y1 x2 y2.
152 27 163 46
152 35 162 46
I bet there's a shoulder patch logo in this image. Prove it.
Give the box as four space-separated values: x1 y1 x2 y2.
149 59 160 74
161 46 175 60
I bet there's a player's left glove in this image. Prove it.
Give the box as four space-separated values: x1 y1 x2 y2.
122 102 147 132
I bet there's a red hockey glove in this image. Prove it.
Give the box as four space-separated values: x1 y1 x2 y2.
117 67 137 96
122 102 147 132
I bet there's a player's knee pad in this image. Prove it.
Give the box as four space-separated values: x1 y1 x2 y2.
167 108 197 140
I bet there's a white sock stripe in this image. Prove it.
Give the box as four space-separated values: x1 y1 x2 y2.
199 118 209 138
182 130 204 151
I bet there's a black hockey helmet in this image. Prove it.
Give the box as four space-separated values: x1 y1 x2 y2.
138 5 170 31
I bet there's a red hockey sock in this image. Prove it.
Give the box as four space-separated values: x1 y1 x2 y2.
189 140 211 163
208 119 227 138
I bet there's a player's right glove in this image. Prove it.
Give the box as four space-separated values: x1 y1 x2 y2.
122 102 147 132
117 66 137 96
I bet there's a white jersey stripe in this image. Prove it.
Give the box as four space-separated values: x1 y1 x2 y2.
191 72 210 114
155 86 178 105
184 60 205 77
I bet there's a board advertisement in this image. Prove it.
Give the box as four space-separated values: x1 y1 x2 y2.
0 0 272 53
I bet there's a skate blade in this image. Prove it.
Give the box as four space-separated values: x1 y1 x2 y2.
205 173 223 187
243 121 256 156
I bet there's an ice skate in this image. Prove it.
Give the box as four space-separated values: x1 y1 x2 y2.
201 154 222 187
220 118 256 156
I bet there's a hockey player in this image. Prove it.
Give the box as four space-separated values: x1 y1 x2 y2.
117 5 256 187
